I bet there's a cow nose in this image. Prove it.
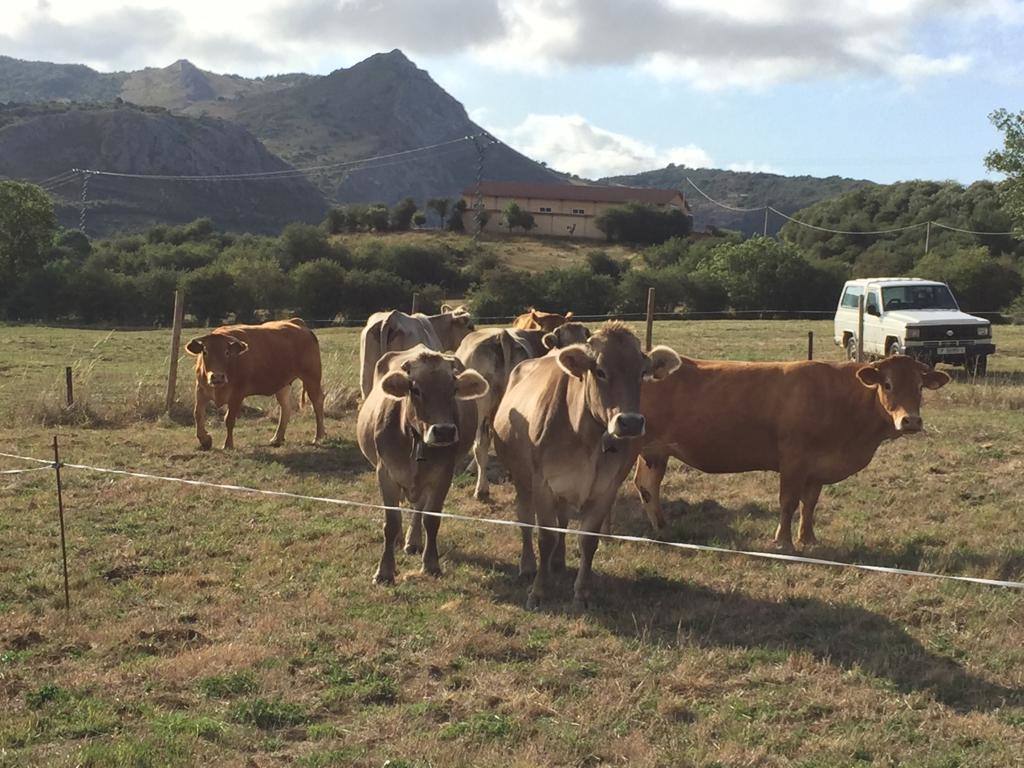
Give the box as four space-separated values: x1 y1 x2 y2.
425 423 458 446
899 414 923 433
208 373 227 386
609 412 646 439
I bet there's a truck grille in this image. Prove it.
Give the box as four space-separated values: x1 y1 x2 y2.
917 325 977 341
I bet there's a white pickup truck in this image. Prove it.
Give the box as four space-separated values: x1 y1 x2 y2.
834 277 995 375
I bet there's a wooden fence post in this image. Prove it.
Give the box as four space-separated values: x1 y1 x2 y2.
165 289 184 414
856 294 866 363
65 367 73 407
52 436 70 611
645 287 655 351
410 291 419 315
807 331 814 361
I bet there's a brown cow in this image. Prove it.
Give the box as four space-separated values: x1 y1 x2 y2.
359 306 474 398
512 308 574 332
633 355 950 551
357 346 488 582
458 323 593 500
186 318 326 450
494 322 681 609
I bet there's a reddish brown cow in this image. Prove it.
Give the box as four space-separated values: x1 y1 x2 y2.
186 318 326 450
512 308 574 332
633 355 950 551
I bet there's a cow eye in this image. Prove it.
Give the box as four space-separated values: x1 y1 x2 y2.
594 368 607 380
883 381 893 391
410 383 421 398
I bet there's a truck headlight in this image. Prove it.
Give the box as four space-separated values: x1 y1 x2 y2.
977 325 990 337
905 327 920 339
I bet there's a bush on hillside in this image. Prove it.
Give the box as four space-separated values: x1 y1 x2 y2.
595 203 693 245
291 259 347 320
915 247 1023 311
182 264 236 325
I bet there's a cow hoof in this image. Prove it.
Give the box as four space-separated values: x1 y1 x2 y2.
422 564 443 578
772 538 796 554
373 570 396 586
518 566 536 580
797 534 819 548
525 593 542 611
572 596 590 613
404 543 422 555
473 489 490 502
198 436 213 451
269 439 284 447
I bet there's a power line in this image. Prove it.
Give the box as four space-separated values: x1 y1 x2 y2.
767 206 928 235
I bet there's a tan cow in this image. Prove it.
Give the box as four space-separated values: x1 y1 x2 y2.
357 346 488 583
359 306 474 398
633 355 950 551
185 318 326 450
493 322 681 609
512 308 574 332
457 322 593 500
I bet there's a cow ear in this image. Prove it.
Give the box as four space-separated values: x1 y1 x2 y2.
856 365 884 388
645 346 681 381
455 369 489 400
564 311 574 321
185 337 205 355
556 345 594 379
441 303 454 313
227 337 249 355
542 332 558 350
380 370 412 399
922 369 951 390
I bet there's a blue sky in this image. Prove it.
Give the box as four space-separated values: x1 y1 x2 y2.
6 0 1024 184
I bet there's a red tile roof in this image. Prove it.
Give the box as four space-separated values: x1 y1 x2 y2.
462 181 687 206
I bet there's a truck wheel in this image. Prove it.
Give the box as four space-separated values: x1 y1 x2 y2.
887 340 902 357
846 336 859 361
966 355 988 377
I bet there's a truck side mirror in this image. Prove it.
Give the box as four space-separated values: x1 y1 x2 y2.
866 304 880 317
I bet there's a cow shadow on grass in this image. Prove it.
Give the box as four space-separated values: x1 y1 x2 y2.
448 549 1021 714
249 436 370 479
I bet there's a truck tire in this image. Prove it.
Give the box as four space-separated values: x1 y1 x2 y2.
887 340 902 357
966 355 988 377
846 336 859 361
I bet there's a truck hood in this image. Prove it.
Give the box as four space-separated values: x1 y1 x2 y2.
883 309 988 326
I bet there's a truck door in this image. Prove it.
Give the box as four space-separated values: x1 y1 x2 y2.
863 288 885 355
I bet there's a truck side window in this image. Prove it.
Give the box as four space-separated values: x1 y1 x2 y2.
841 287 862 308
866 292 880 313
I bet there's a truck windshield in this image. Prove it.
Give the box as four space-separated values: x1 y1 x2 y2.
881 285 958 311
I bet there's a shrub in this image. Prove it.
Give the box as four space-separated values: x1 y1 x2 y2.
915 246 1023 310
365 205 391 232
278 223 336 270
466 268 545 317
73 265 131 324
181 264 236 325
585 250 627 280
222 255 291 321
130 268 182 324
342 269 414 320
539 267 616 315
448 199 467 232
376 243 460 289
595 202 693 245
390 197 418 231
291 260 347 320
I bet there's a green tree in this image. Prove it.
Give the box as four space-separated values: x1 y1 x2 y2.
985 108 1024 231
390 197 418 231
502 201 535 233
182 265 236 325
0 181 57 306
427 197 450 229
915 246 1022 310
595 203 692 245
365 205 391 232
291 259 347 320
448 199 468 232
412 211 427 228
278 223 334 271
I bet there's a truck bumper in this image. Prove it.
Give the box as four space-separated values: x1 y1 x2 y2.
904 341 995 364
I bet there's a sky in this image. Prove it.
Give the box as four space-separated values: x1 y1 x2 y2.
4 0 1024 184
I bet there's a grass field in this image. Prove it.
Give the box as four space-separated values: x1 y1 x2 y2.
2 319 1024 767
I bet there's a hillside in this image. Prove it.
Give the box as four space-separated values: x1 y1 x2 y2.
0 102 326 234
603 166 875 236
185 50 560 204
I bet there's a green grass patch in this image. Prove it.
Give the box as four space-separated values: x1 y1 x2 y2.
228 697 309 729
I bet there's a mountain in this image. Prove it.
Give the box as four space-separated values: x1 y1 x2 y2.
0 102 327 233
601 166 876 236
184 50 560 203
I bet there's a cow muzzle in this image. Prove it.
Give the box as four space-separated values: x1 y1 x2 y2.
608 412 646 439
896 413 923 434
424 423 458 447
207 372 228 387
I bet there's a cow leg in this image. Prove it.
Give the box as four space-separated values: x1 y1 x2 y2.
404 512 423 555
472 418 491 501
551 500 569 573
194 382 213 451
511 472 535 578
773 474 803 553
222 393 244 450
797 483 823 547
633 453 669 531
303 376 327 444
270 386 291 446
527 487 557 609
374 467 403 585
573 493 615 611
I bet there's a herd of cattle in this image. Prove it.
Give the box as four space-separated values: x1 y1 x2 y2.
184 307 950 608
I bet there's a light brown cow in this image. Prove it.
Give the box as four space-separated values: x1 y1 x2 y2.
494 322 681 609
512 308 574 332
457 323 593 500
633 355 950 551
357 346 488 583
186 318 326 450
359 306 474 398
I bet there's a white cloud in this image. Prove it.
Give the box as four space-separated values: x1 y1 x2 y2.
485 113 713 178
727 161 783 174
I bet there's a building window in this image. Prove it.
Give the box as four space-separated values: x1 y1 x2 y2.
539 206 552 213
572 208 585 215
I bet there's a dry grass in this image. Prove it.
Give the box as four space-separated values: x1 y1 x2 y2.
1 320 1023 767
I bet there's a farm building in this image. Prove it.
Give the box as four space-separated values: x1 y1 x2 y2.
461 181 691 239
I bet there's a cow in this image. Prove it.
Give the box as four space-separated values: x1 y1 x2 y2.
185 318 326 451
359 306 474 398
457 323 593 500
493 322 681 609
357 345 488 583
632 355 950 552
512 308 574 332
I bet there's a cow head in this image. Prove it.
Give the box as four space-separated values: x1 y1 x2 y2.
855 356 950 434
186 333 249 388
542 321 591 351
380 348 488 447
434 305 475 351
527 308 572 333
557 322 681 443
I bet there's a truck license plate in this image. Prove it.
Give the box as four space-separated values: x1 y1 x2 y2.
937 346 966 355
